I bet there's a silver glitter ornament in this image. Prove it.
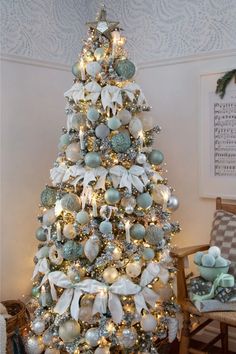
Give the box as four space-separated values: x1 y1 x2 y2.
85 327 100 347
167 195 179 211
117 327 137 348
136 153 147 164
25 336 45 354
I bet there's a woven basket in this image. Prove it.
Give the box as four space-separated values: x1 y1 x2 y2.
2 300 30 354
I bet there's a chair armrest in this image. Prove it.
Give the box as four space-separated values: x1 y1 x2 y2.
170 244 209 259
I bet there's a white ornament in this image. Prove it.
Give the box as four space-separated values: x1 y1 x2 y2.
63 223 76 239
84 236 100 262
31 319 45 335
112 247 122 261
86 61 102 77
208 246 221 258
42 209 56 227
151 184 171 209
126 262 141 278
129 117 143 138
167 317 178 343
136 153 147 164
103 267 119 284
141 314 157 332
49 245 63 265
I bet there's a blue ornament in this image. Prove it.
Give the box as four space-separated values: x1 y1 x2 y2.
208 246 221 258
99 221 112 234
107 117 121 130
104 188 121 205
87 107 100 122
31 286 40 298
115 59 136 79
137 193 153 209
63 240 83 261
201 254 215 267
40 187 57 208
215 256 228 267
35 227 47 242
144 225 164 245
148 150 164 165
76 210 90 225
194 251 204 265
142 247 155 260
58 134 70 151
130 224 145 240
111 132 131 153
72 62 81 78
61 193 81 212
85 152 101 168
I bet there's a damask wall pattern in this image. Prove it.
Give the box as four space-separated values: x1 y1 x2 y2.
1 0 236 66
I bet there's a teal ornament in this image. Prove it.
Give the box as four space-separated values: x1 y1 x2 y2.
215 256 228 267
148 150 164 165
85 152 101 168
104 188 121 205
142 247 155 260
208 246 221 258
31 286 40 298
76 210 90 225
35 227 47 242
40 187 57 208
115 59 136 79
107 117 121 130
95 123 110 139
61 193 80 212
39 291 53 307
201 254 215 267
194 251 204 265
137 192 153 209
99 221 112 234
72 62 81 78
144 225 164 245
87 107 100 122
130 224 145 240
58 134 70 151
111 132 131 153
63 240 83 261
94 47 105 61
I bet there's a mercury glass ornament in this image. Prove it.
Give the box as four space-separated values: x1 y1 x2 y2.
86 61 102 77
58 319 80 343
44 349 60 354
130 223 145 240
94 47 105 61
140 314 157 332
95 123 110 138
104 188 120 204
136 153 147 165
61 193 80 212
95 347 110 354
148 150 164 165
40 187 57 208
103 267 119 284
151 184 171 205
42 208 56 226
137 192 153 209
35 227 47 242
107 116 121 130
167 195 179 211
72 62 82 78
145 225 164 245
76 210 90 225
87 107 100 122
111 132 131 153
85 152 101 168
85 327 100 347
117 327 137 348
115 59 136 79
65 142 81 162
126 262 141 278
63 223 76 239
31 319 45 335
62 240 83 261
117 109 132 125
99 220 112 234
25 336 45 354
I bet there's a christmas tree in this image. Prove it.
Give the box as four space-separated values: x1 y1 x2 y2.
27 6 180 354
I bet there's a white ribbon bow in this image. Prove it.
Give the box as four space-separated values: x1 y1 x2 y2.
71 165 108 191
32 257 49 280
109 165 148 193
64 82 85 102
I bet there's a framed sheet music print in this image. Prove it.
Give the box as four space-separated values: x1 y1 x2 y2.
199 69 236 199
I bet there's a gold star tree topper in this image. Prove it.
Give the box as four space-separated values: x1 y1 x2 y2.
86 5 120 39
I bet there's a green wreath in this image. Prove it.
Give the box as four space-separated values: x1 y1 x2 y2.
216 69 236 98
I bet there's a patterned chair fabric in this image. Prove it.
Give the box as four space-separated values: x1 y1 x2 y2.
210 210 236 277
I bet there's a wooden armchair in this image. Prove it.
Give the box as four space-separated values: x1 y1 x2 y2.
170 197 236 354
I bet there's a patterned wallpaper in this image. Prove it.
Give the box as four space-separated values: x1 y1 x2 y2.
1 0 236 66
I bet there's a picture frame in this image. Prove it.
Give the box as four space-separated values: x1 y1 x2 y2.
199 69 236 199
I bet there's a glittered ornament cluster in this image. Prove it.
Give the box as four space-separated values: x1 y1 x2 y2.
28 6 180 354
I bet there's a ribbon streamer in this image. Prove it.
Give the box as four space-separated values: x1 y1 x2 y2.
70 165 108 191
32 258 49 280
109 165 148 193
